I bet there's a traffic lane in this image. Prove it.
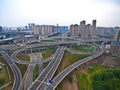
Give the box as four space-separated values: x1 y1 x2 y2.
28 47 61 90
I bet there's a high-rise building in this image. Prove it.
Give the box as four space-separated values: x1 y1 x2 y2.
96 27 114 35
86 24 91 37
91 20 96 36
114 29 120 41
70 24 79 36
33 25 59 38
79 20 86 37
33 25 41 35
0 26 2 33
28 23 35 30
70 20 96 38
58 26 68 31
25 26 28 30
28 23 31 29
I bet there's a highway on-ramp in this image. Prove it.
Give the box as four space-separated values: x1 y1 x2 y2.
46 43 105 90
11 44 61 64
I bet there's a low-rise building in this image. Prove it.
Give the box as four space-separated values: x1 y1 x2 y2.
110 41 120 55
96 27 114 35
114 29 120 41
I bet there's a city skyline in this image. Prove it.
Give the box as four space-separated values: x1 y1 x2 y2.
0 0 120 27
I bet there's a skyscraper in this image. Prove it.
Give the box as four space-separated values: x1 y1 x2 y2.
70 24 79 36
86 24 91 37
0 26 2 33
33 25 59 38
33 25 41 35
114 29 120 41
91 20 96 36
79 20 86 37
28 23 35 30
70 20 97 38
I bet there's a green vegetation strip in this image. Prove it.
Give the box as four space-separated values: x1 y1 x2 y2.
55 51 90 77
91 69 120 90
64 51 89 68
57 83 62 90
70 45 95 52
0 66 10 87
16 55 30 76
33 64 39 81
76 73 89 90
0 57 7 63
42 48 56 59
16 64 28 77
76 65 120 90
17 55 30 62
0 57 10 87
68 73 73 83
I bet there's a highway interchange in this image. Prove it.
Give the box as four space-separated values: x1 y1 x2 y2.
0 34 108 90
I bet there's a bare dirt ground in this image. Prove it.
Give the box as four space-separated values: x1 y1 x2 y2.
57 54 120 90
61 72 78 90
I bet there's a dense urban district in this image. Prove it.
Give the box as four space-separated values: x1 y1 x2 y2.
0 20 120 90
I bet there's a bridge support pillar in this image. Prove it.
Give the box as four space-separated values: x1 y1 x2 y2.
25 50 27 54
30 48 32 53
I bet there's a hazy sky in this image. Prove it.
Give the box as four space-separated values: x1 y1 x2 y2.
0 0 120 27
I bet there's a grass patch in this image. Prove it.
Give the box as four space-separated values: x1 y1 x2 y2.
53 38 62 40
70 45 95 52
88 65 106 74
76 73 89 90
64 51 89 68
17 55 30 61
90 68 120 90
0 66 10 87
16 55 30 77
16 64 28 77
33 64 39 81
55 51 89 76
0 57 6 63
87 65 107 88
56 83 62 90
41 40 54 42
68 73 73 83
0 57 11 88
42 48 56 59
76 65 120 90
